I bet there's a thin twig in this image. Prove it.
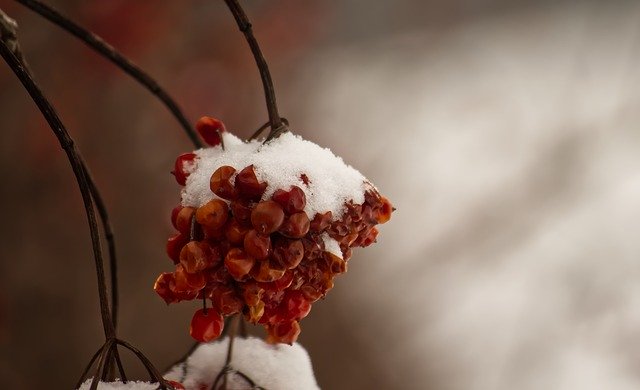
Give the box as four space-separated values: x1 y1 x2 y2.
247 117 289 142
116 339 172 389
1 8 122 334
76 343 109 389
113 346 128 382
0 37 115 340
223 0 288 142
14 0 202 148
80 156 119 329
90 339 116 390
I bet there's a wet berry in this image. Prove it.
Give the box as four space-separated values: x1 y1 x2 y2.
195 116 226 147
210 166 237 200
279 212 310 238
190 308 224 342
251 200 284 234
196 199 229 230
235 165 267 200
243 229 271 260
271 186 306 214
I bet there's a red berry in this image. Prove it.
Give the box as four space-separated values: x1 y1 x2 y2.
210 166 238 200
175 207 196 236
243 229 271 260
251 200 285 234
279 212 310 238
154 272 177 304
170 205 183 229
195 116 226 146
180 241 217 273
174 264 206 292
235 165 267 200
272 238 304 269
172 153 197 186
267 320 301 345
190 308 224 342
209 284 243 315
225 219 249 245
166 232 189 264
230 199 255 227
310 211 332 233
195 199 229 230
242 282 265 307
356 227 378 247
224 248 256 281
324 251 347 274
271 186 306 214
246 300 265 323
251 259 286 283
281 290 312 321
375 197 393 224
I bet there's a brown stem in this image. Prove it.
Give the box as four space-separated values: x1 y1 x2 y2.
80 157 120 330
2 8 121 333
223 0 288 142
0 38 115 340
14 0 203 148
90 339 116 390
247 117 289 142
76 343 109 389
116 339 172 389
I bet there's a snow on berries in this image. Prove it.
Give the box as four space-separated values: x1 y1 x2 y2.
155 116 393 344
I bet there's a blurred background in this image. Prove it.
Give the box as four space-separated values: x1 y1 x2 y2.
1 0 640 388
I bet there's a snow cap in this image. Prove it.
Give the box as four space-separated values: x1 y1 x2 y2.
181 131 372 220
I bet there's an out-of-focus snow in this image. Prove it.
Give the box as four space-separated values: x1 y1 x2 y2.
181 131 370 220
165 336 320 390
288 1 640 389
77 380 162 390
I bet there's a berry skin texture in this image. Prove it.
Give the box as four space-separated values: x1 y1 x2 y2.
179 241 213 274
175 207 196 236
195 116 226 147
279 212 310 238
243 229 271 260
271 185 306 214
210 166 237 200
170 205 183 229
235 165 267 200
166 233 189 264
196 199 229 230
225 248 256 281
190 308 224 342
267 320 301 345
251 200 285 234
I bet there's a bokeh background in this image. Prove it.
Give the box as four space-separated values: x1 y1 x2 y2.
1 0 640 389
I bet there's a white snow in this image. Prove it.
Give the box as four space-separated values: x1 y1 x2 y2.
77 380 162 390
181 131 370 220
321 233 342 259
165 336 320 390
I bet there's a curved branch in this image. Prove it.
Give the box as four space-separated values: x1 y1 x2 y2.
0 39 115 339
80 157 119 329
223 0 288 141
14 0 203 148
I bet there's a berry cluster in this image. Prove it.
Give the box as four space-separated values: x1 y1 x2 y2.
154 117 392 345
